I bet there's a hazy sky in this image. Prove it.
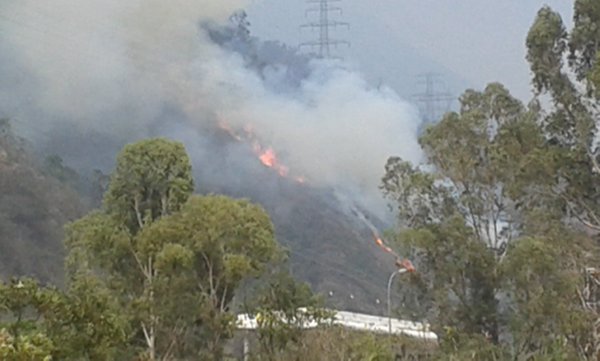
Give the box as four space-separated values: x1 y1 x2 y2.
247 0 574 101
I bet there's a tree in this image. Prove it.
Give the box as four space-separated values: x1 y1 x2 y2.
381 83 592 358
138 195 280 359
526 2 600 233
0 278 57 361
381 2 600 357
46 275 130 360
103 138 194 234
383 83 538 341
66 138 194 360
65 138 280 360
0 277 127 361
525 3 600 357
245 271 332 360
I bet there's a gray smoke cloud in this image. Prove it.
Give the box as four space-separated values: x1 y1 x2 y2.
0 0 422 216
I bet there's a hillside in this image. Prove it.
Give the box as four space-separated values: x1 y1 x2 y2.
0 121 86 284
0 122 399 314
194 128 398 314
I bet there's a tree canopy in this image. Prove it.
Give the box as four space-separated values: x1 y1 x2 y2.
379 2 600 359
62 138 280 360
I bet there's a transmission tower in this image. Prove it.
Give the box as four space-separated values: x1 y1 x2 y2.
299 0 349 59
412 73 455 126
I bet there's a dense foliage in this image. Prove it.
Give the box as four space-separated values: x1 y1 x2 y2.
379 1 600 359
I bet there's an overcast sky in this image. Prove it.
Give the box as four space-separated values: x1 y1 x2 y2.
247 0 574 102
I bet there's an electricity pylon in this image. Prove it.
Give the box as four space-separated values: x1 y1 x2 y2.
412 73 454 126
300 0 349 59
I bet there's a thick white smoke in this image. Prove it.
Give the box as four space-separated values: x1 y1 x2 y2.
0 0 422 215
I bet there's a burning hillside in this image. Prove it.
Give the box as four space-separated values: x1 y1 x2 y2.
205 118 401 313
0 0 422 313
217 118 306 183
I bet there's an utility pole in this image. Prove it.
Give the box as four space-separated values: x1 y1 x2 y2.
387 268 407 335
300 0 349 59
412 73 454 126
387 259 414 335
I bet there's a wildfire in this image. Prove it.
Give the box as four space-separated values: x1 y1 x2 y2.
259 148 276 167
217 118 306 183
372 232 415 273
374 235 395 255
217 119 242 141
253 144 290 177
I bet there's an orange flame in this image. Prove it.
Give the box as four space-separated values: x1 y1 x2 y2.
257 147 290 177
251 142 289 177
217 117 305 183
396 258 416 273
259 148 276 167
374 236 395 255
372 233 415 272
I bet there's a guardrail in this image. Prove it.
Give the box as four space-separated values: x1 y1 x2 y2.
236 308 438 341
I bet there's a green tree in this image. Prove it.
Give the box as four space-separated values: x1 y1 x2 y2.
382 83 592 358
139 195 280 360
525 3 600 357
0 330 54 361
0 278 56 361
246 271 331 360
48 275 130 360
526 1 600 232
383 83 538 341
103 138 194 234
0 277 127 360
66 138 194 360
65 138 280 360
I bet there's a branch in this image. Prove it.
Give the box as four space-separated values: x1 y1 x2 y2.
161 193 168 217
197 281 207 295
219 285 229 313
133 197 145 229
200 252 216 305
128 242 151 282
561 194 600 231
162 324 185 361
141 322 154 355
575 194 600 227
515 323 537 360
588 150 600 175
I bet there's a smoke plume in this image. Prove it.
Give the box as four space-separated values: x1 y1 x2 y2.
0 0 422 216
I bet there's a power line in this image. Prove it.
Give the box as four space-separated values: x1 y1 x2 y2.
411 73 454 126
299 0 349 59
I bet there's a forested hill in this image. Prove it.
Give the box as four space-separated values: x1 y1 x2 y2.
0 120 86 284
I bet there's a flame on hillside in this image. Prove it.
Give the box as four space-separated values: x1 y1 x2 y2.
348 201 416 272
372 233 415 272
217 119 306 183
374 234 395 255
252 143 289 177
